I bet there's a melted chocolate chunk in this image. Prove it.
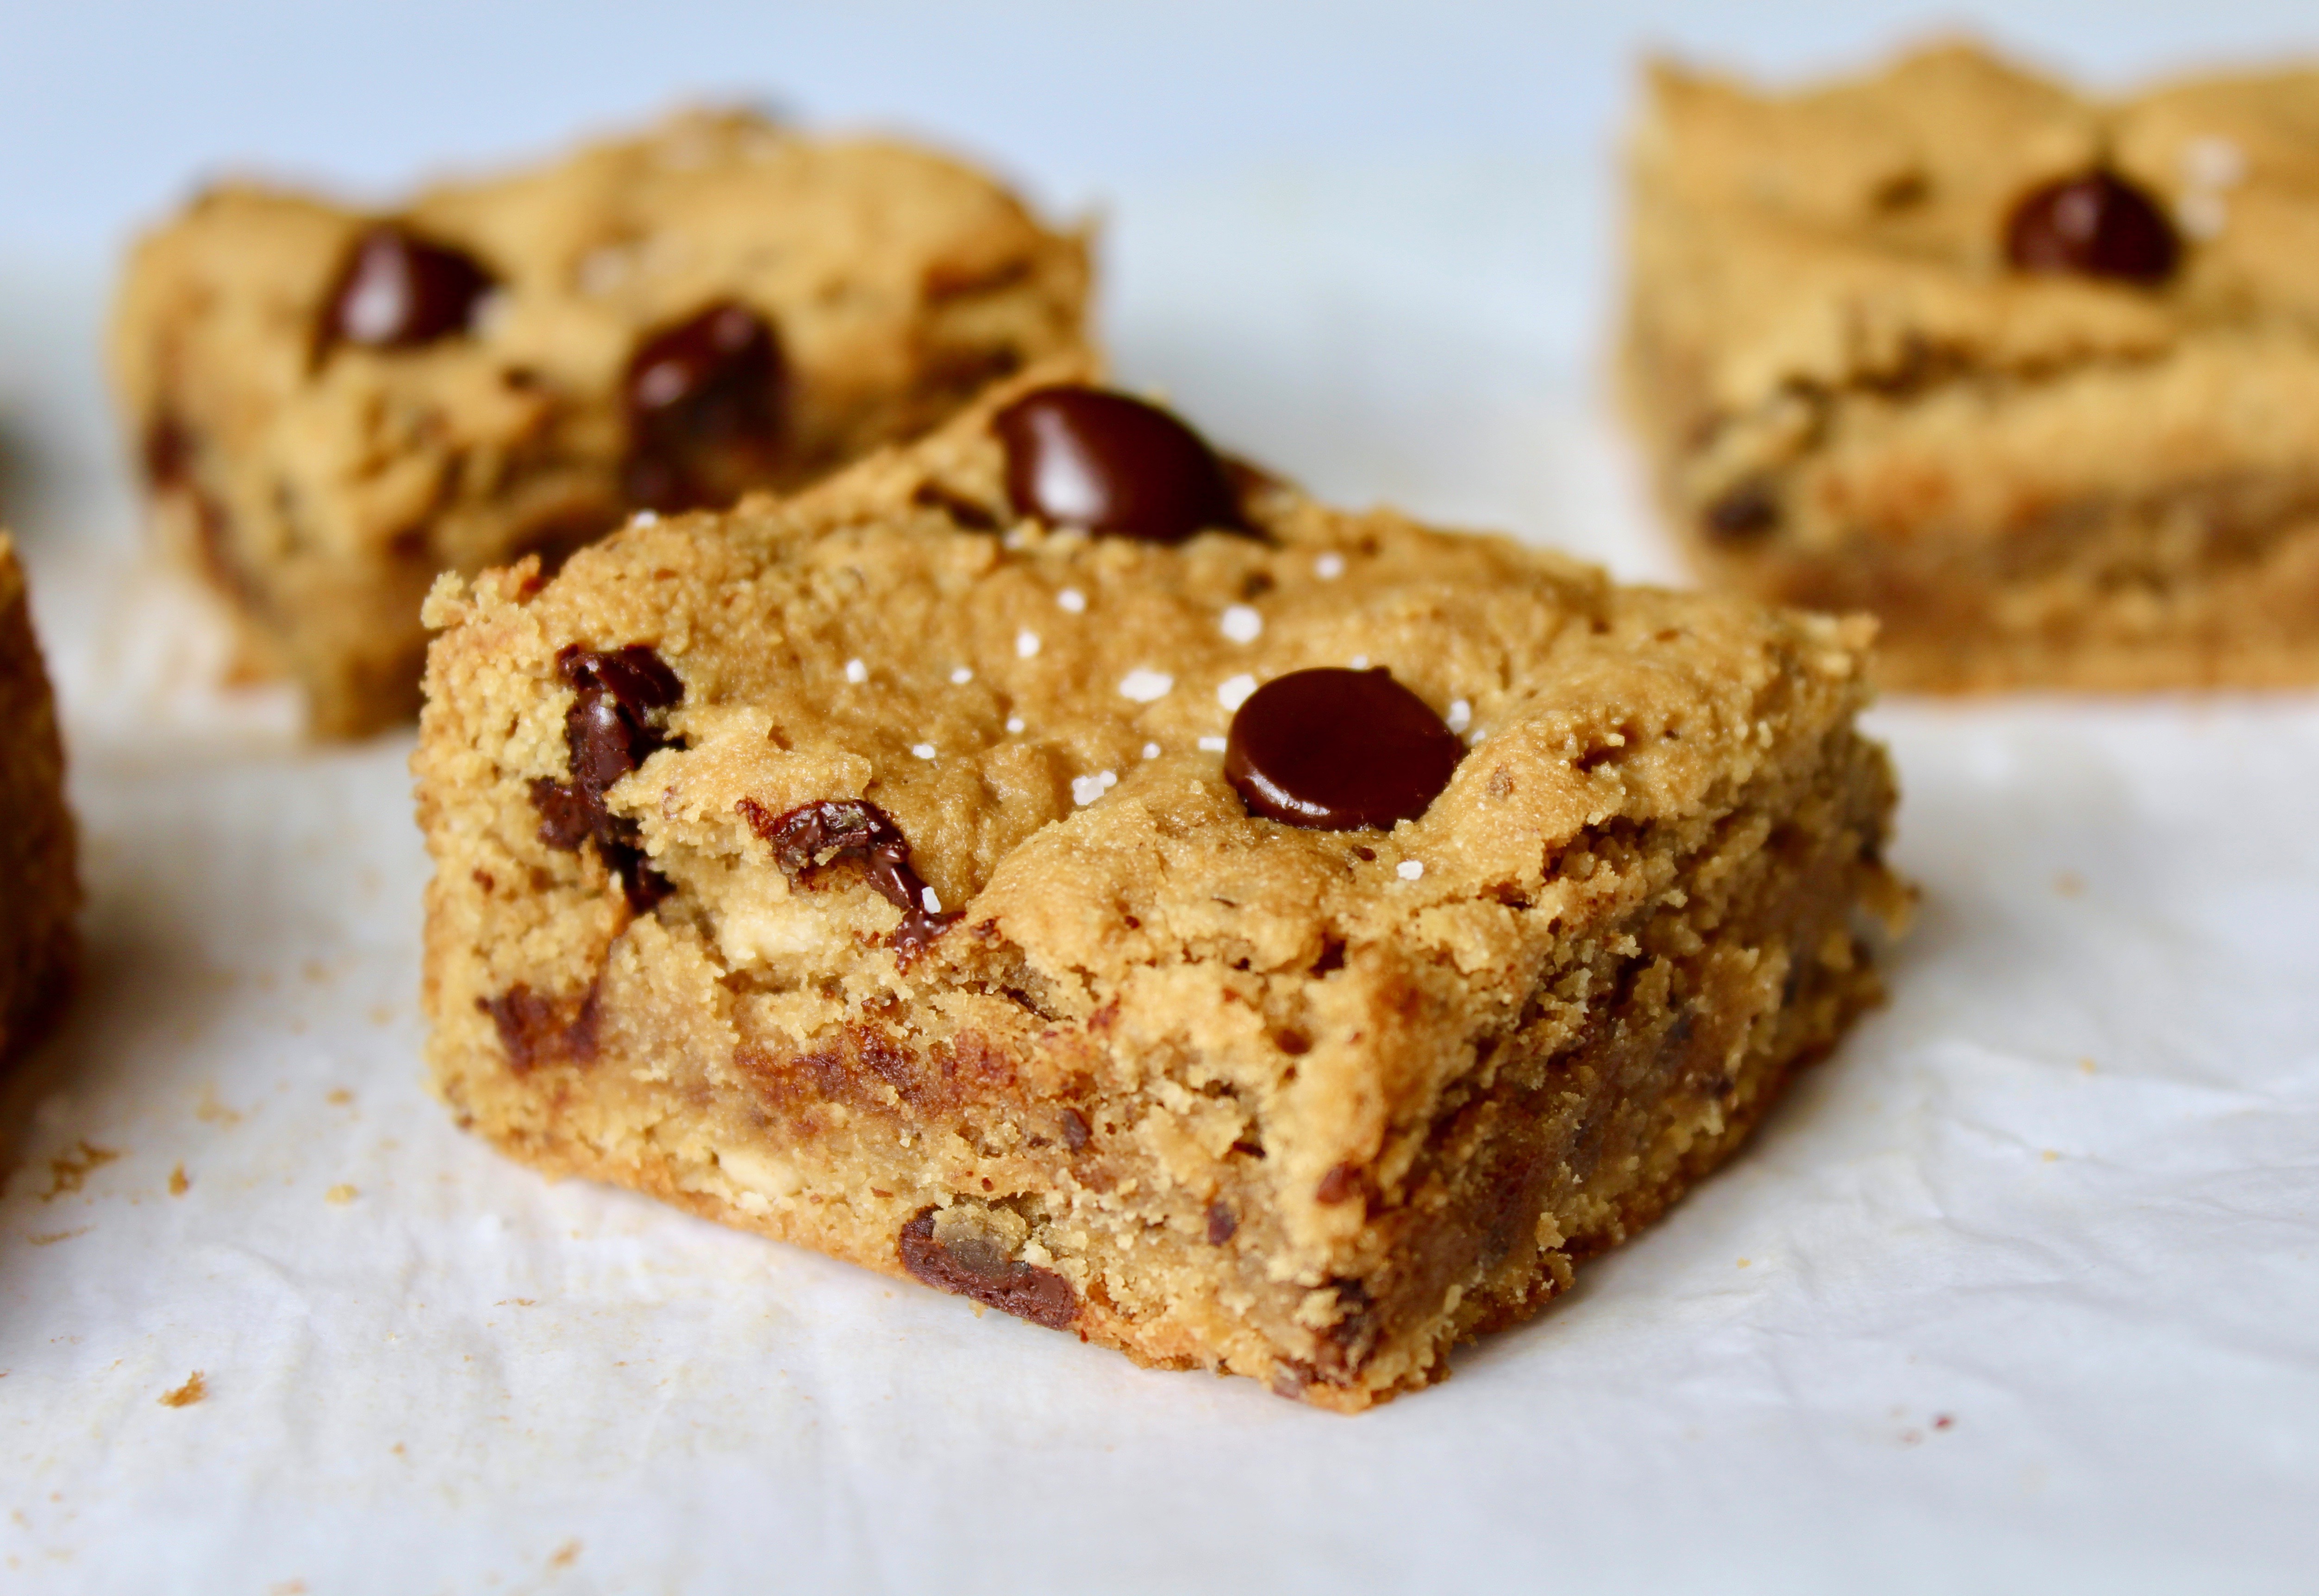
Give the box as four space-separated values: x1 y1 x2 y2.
1206 1200 1238 1245
621 301 788 512
324 224 495 349
2005 170 2180 286
477 980 601 1075
528 777 595 852
897 1208 1079 1329
1224 667 1464 832
529 644 682 911
993 384 1247 543
738 797 959 952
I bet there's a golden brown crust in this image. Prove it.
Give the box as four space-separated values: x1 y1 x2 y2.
113 108 1092 736
0 536 80 1072
1623 41 2319 690
416 363 1905 1407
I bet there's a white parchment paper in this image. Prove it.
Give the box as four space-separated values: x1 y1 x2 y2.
4 160 2317 1595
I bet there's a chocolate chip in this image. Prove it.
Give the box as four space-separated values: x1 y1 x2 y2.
897 1208 1079 1329
1206 1201 1238 1245
529 777 595 852
738 797 960 952
1705 480 1780 541
1224 668 1463 831
528 644 682 911
993 384 1247 543
621 301 788 512
2005 170 2180 286
142 413 191 488
1314 1162 1364 1205
1059 1107 1091 1152
324 224 495 350
478 980 601 1074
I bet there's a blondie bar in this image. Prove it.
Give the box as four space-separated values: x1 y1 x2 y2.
1624 42 2319 690
0 536 78 1068
415 364 1904 1408
113 109 1088 736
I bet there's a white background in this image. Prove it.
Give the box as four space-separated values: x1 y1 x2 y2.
4 5 2319 1592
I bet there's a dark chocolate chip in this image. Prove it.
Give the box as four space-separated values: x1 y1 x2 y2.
1206 1201 1238 1245
897 1208 1079 1329
2005 170 2181 286
1705 480 1780 541
621 301 788 512
993 384 1247 543
1224 667 1463 832
1059 1107 1092 1152
324 224 495 350
527 644 683 911
738 796 960 952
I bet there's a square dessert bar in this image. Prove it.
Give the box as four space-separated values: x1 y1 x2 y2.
113 108 1088 736
416 364 1904 1409
0 536 79 1068
1624 42 2319 690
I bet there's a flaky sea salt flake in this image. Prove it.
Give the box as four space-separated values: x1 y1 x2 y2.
1119 668 1174 703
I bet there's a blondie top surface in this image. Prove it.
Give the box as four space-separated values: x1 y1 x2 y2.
1631 41 2319 415
0 535 80 1068
417 365 1900 1406
1626 42 2319 690
111 106 1088 735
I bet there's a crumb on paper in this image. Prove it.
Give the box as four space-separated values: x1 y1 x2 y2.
27 1228 89 1246
195 1087 242 1126
1935 1414 1955 1430
2053 871 2085 897
2080 1057 2097 1075
326 1184 357 1205
160 1371 206 1408
1736 1257 1751 1268
550 1541 582 1569
326 1089 353 1107
2041 1150 2060 1162
41 1140 119 1201
168 1164 189 1196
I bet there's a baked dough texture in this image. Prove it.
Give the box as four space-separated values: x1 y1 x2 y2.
0 536 79 1068
415 366 1906 1408
1624 41 2319 690
113 109 1090 736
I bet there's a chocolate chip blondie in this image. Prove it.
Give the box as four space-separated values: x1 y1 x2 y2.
1624 42 2319 690
113 108 1089 736
0 536 78 1068
415 363 1905 1409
